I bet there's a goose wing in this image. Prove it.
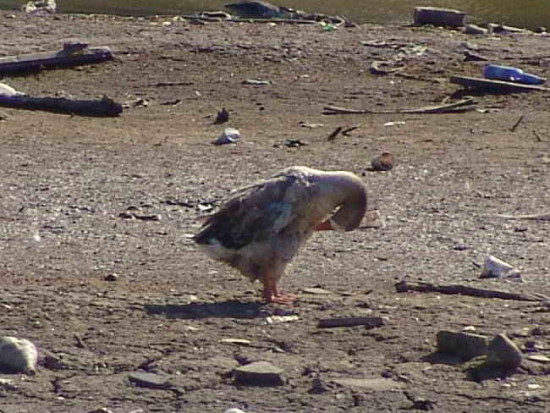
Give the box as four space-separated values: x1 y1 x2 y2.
194 173 310 249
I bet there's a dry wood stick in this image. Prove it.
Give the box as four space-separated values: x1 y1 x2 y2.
510 115 525 132
495 212 550 221
395 280 546 302
323 98 475 115
318 316 385 328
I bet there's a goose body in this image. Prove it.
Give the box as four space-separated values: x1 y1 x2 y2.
194 166 368 303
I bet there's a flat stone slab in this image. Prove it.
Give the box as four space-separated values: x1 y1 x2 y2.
331 377 405 391
233 361 284 386
128 371 171 389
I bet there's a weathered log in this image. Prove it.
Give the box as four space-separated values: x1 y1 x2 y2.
395 280 545 302
451 75 550 93
413 7 466 28
0 94 122 117
0 45 113 75
317 316 385 329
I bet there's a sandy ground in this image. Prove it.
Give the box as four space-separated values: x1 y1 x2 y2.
1 11 550 413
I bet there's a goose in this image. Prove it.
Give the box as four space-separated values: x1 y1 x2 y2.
194 166 368 303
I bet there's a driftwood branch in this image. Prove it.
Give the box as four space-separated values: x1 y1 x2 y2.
395 280 546 302
451 75 550 93
323 98 475 115
0 95 122 117
0 45 113 75
495 212 550 221
318 316 385 329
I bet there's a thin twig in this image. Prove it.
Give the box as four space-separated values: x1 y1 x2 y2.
495 212 550 221
533 130 544 142
395 280 546 302
327 126 343 141
510 114 524 132
323 98 476 115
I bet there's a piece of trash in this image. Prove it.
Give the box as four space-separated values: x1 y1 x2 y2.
214 107 229 124
220 338 252 346
464 24 489 35
370 153 395 171
480 255 521 279
22 0 56 14
299 122 324 129
265 315 299 324
483 64 546 85
383 121 405 127
242 79 271 86
0 337 38 374
0 83 24 97
212 128 241 145
198 203 214 212
527 355 550 364
413 7 466 28
284 139 307 148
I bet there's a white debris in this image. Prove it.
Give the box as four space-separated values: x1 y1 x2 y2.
0 336 38 374
480 255 521 279
212 128 241 145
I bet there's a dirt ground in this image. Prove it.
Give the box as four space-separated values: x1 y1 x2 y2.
1 11 550 413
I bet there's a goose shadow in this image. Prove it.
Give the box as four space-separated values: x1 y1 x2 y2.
143 300 272 319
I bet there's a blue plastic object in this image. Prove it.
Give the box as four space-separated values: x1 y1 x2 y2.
483 64 546 85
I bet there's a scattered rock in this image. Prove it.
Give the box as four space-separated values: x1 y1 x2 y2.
233 361 284 386
104 273 118 282
87 409 114 413
309 375 329 394
128 371 171 389
486 334 522 369
283 139 307 148
224 408 246 413
436 331 489 360
370 152 395 171
214 107 229 124
0 336 38 374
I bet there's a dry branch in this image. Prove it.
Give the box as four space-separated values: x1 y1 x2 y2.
0 45 113 75
0 95 122 117
395 280 545 302
451 75 550 93
323 98 475 115
318 316 385 329
495 212 550 221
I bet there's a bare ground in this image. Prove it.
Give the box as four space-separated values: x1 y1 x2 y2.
1 11 550 413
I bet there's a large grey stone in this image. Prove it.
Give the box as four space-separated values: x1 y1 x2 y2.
233 361 284 386
486 334 522 369
436 331 489 360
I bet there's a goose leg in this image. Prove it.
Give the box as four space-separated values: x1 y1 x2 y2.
262 272 297 304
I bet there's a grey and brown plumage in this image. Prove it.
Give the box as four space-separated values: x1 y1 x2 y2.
194 166 368 303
